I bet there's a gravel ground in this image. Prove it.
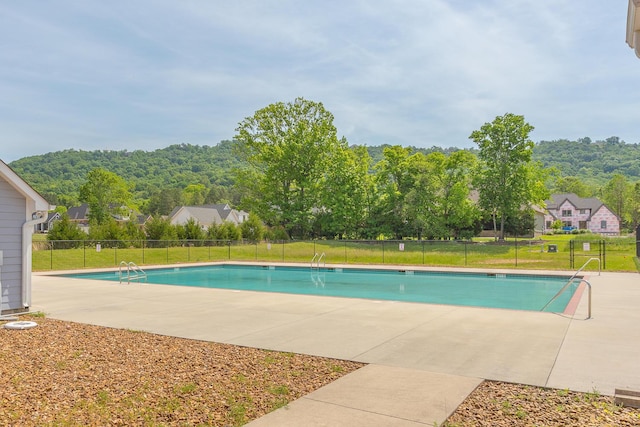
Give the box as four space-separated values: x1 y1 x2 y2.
2 315 639 426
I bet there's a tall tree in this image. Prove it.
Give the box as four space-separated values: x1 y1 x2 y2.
439 150 481 239
234 97 344 239
404 151 480 239
552 175 594 198
318 144 372 238
601 174 630 226
78 168 133 226
372 146 425 239
630 182 640 231
469 113 546 240
182 184 207 206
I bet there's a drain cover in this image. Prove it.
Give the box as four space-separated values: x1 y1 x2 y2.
4 321 38 330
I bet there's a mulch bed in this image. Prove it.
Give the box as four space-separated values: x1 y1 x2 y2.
2 315 639 426
444 380 640 426
0 316 362 426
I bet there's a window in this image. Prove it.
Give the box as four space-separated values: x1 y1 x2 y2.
563 221 572 227
561 209 572 217
579 209 586 214
545 221 552 228
601 220 607 229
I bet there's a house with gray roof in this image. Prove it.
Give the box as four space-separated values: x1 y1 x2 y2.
35 211 61 233
168 204 248 229
544 193 620 235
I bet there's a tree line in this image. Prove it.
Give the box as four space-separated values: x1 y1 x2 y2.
11 98 640 240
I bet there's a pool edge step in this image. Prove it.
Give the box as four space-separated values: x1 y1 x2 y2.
614 388 640 408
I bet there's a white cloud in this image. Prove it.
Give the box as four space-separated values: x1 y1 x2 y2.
1 0 638 163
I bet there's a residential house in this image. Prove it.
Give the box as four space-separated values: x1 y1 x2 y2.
532 205 546 236
66 203 91 233
0 159 50 314
35 211 61 233
136 214 152 228
168 204 248 230
544 193 620 235
63 203 139 233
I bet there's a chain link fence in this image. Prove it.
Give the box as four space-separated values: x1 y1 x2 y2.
31 237 633 272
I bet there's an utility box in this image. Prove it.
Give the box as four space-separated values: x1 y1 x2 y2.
548 244 558 253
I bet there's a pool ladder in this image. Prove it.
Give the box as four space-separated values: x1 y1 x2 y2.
310 252 325 269
310 253 326 287
541 257 599 319
119 261 147 284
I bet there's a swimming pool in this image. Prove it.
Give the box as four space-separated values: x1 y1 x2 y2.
61 264 579 313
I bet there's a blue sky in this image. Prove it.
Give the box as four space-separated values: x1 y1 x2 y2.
1 1 638 162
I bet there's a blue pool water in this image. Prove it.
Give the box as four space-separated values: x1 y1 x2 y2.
61 264 577 313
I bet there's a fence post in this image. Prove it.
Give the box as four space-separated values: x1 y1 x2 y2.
382 241 385 264
344 240 347 263
83 240 86 268
50 242 53 270
515 237 518 267
569 240 574 269
464 241 467 266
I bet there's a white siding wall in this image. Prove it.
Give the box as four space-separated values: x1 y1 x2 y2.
0 178 25 312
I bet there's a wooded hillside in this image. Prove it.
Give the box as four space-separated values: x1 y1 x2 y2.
534 136 640 184
8 136 639 211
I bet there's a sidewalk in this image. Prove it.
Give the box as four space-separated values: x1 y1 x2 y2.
31 269 640 425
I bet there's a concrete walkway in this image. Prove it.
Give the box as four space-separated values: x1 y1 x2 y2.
30 267 640 426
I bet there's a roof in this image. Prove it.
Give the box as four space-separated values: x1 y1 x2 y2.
0 159 50 211
627 0 640 58
169 204 247 226
67 204 90 220
46 211 61 222
169 206 224 226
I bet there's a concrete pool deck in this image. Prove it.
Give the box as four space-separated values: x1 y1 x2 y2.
30 265 640 426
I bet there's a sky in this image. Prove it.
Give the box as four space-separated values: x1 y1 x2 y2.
1 1 638 162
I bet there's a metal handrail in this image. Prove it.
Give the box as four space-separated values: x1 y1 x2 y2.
310 252 326 269
317 252 326 268
119 261 147 284
568 257 601 281
541 257 598 316
118 261 128 283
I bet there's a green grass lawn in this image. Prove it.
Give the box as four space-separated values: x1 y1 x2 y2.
32 235 639 273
